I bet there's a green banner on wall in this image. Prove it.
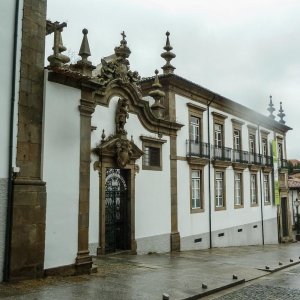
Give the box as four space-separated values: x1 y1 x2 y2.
272 140 277 163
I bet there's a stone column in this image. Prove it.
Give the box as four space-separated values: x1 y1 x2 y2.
76 84 95 274
10 0 47 281
170 134 180 251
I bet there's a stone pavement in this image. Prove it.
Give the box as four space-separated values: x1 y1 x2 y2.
1 243 300 299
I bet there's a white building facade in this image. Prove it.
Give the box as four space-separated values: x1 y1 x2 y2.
0 2 293 281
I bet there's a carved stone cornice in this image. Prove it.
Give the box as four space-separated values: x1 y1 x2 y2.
187 157 209 167
232 162 248 171
93 136 144 168
186 102 206 113
231 118 245 126
262 166 273 173
139 136 167 144
248 164 262 172
212 159 231 168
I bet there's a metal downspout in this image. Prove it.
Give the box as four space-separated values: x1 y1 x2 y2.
207 95 215 249
3 0 20 282
258 125 265 245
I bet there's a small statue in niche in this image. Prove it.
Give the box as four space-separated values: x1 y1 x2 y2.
115 98 129 135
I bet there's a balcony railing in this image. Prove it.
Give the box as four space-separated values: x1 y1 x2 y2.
262 155 273 167
233 150 250 164
186 140 210 158
211 145 232 161
249 152 262 165
185 140 276 168
278 158 287 169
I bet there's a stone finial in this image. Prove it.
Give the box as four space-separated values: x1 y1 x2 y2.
101 129 106 141
114 31 131 59
277 102 286 124
267 95 276 119
149 69 165 118
47 21 70 67
161 31 176 74
72 28 96 76
78 28 91 64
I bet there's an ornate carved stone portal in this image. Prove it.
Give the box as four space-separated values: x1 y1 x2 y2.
93 98 143 169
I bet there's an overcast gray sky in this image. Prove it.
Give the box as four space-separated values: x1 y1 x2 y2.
46 0 300 159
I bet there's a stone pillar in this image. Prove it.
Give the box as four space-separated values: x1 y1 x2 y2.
76 85 95 274
170 135 180 251
164 87 176 121
9 0 47 281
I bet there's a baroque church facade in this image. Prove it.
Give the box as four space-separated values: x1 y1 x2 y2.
1 0 292 281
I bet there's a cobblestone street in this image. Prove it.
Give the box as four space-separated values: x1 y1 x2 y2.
208 265 300 299
1 244 300 299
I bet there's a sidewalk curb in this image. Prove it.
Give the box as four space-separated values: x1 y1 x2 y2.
182 279 246 300
257 260 300 273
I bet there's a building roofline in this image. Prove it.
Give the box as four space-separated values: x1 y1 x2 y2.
141 73 292 133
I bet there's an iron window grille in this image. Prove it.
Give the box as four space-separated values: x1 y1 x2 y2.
144 146 160 167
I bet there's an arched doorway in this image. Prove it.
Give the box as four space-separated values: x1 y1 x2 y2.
105 168 129 253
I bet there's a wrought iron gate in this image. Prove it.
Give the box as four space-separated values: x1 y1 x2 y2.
281 198 288 237
105 169 129 254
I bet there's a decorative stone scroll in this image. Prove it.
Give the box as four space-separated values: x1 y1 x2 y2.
95 32 142 96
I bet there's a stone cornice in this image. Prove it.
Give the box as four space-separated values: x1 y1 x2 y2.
247 125 258 131
231 118 245 126
139 136 167 144
141 74 292 133
212 111 228 120
186 102 206 112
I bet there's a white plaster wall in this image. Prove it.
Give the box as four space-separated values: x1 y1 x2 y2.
89 97 171 247
43 74 81 269
0 0 23 282
175 94 278 246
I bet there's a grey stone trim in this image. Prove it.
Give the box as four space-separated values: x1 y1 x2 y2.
136 233 170 254
0 178 8 282
88 242 98 256
181 218 278 251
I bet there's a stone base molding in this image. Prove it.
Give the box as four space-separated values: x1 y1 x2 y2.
10 179 46 281
75 250 93 274
45 264 76 277
171 232 180 251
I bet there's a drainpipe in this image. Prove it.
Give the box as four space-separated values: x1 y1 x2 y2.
3 0 20 282
258 125 264 245
207 95 215 249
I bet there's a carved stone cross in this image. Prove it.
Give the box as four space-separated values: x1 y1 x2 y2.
121 31 126 40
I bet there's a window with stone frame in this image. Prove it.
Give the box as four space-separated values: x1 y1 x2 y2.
231 119 244 162
278 142 283 160
250 173 258 206
189 164 205 214
260 129 270 157
191 170 201 209
140 136 167 171
264 174 270 204
215 170 226 210
234 172 243 208
212 112 227 159
187 103 206 157
144 146 160 166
